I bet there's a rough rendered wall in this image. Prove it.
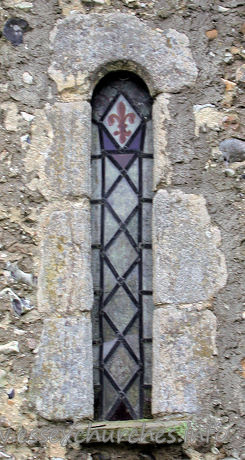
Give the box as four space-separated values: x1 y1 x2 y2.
0 1 244 460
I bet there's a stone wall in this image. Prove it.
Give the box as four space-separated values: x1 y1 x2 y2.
0 1 244 459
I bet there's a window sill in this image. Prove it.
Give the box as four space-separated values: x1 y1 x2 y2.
73 418 188 445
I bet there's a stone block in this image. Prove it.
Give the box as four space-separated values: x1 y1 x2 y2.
31 316 93 421
152 305 217 415
49 14 197 96
25 102 91 200
153 190 227 305
38 201 93 314
153 94 172 188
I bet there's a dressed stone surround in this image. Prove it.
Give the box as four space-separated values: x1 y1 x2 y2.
30 13 227 422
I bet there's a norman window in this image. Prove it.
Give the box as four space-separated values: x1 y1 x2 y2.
91 72 154 420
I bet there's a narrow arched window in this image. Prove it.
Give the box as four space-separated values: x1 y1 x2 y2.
91 72 153 420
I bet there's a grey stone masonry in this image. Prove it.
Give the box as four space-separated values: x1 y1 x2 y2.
153 190 227 305
152 305 217 416
26 102 91 201
30 316 93 421
38 200 93 315
49 13 198 96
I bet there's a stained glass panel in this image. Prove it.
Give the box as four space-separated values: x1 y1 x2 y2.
91 72 153 420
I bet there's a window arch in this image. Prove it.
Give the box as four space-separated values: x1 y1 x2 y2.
91 72 154 420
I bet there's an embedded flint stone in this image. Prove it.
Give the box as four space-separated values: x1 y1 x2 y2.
153 190 227 305
152 305 217 415
3 18 28 46
49 13 198 96
38 201 93 314
219 138 245 163
31 316 93 421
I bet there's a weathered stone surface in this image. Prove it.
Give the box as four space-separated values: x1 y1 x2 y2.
0 369 7 386
58 0 110 15
0 102 20 131
31 316 93 421
3 0 32 7
153 190 227 305
0 341 19 354
38 201 93 314
153 94 172 188
58 0 84 16
236 64 245 84
152 305 217 415
157 0 177 18
49 14 198 96
24 102 91 200
193 104 224 136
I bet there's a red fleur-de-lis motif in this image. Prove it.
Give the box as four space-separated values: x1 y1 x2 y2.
108 101 136 145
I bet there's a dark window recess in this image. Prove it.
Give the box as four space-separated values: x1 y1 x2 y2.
91 72 153 420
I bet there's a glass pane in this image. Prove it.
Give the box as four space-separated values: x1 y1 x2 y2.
103 319 118 359
105 156 119 193
143 387 152 418
143 296 154 339
126 157 138 188
107 177 137 222
143 249 152 291
92 124 101 156
103 263 117 294
128 128 143 151
91 204 100 245
103 317 117 343
104 287 136 332
142 158 153 199
126 376 140 415
110 153 134 169
104 206 119 245
93 344 100 385
106 344 138 389
125 317 140 358
104 377 118 415
92 296 100 341
142 203 152 243
143 120 153 153
92 249 100 290
125 265 139 295
144 342 152 385
91 159 101 200
102 129 117 150
106 232 137 277
126 211 138 244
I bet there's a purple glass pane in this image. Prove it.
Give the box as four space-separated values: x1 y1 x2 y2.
102 130 117 150
127 128 142 150
110 153 134 169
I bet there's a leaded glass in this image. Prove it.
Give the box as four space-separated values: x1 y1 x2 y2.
91 72 153 420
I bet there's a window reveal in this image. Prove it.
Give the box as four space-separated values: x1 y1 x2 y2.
91 72 153 420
